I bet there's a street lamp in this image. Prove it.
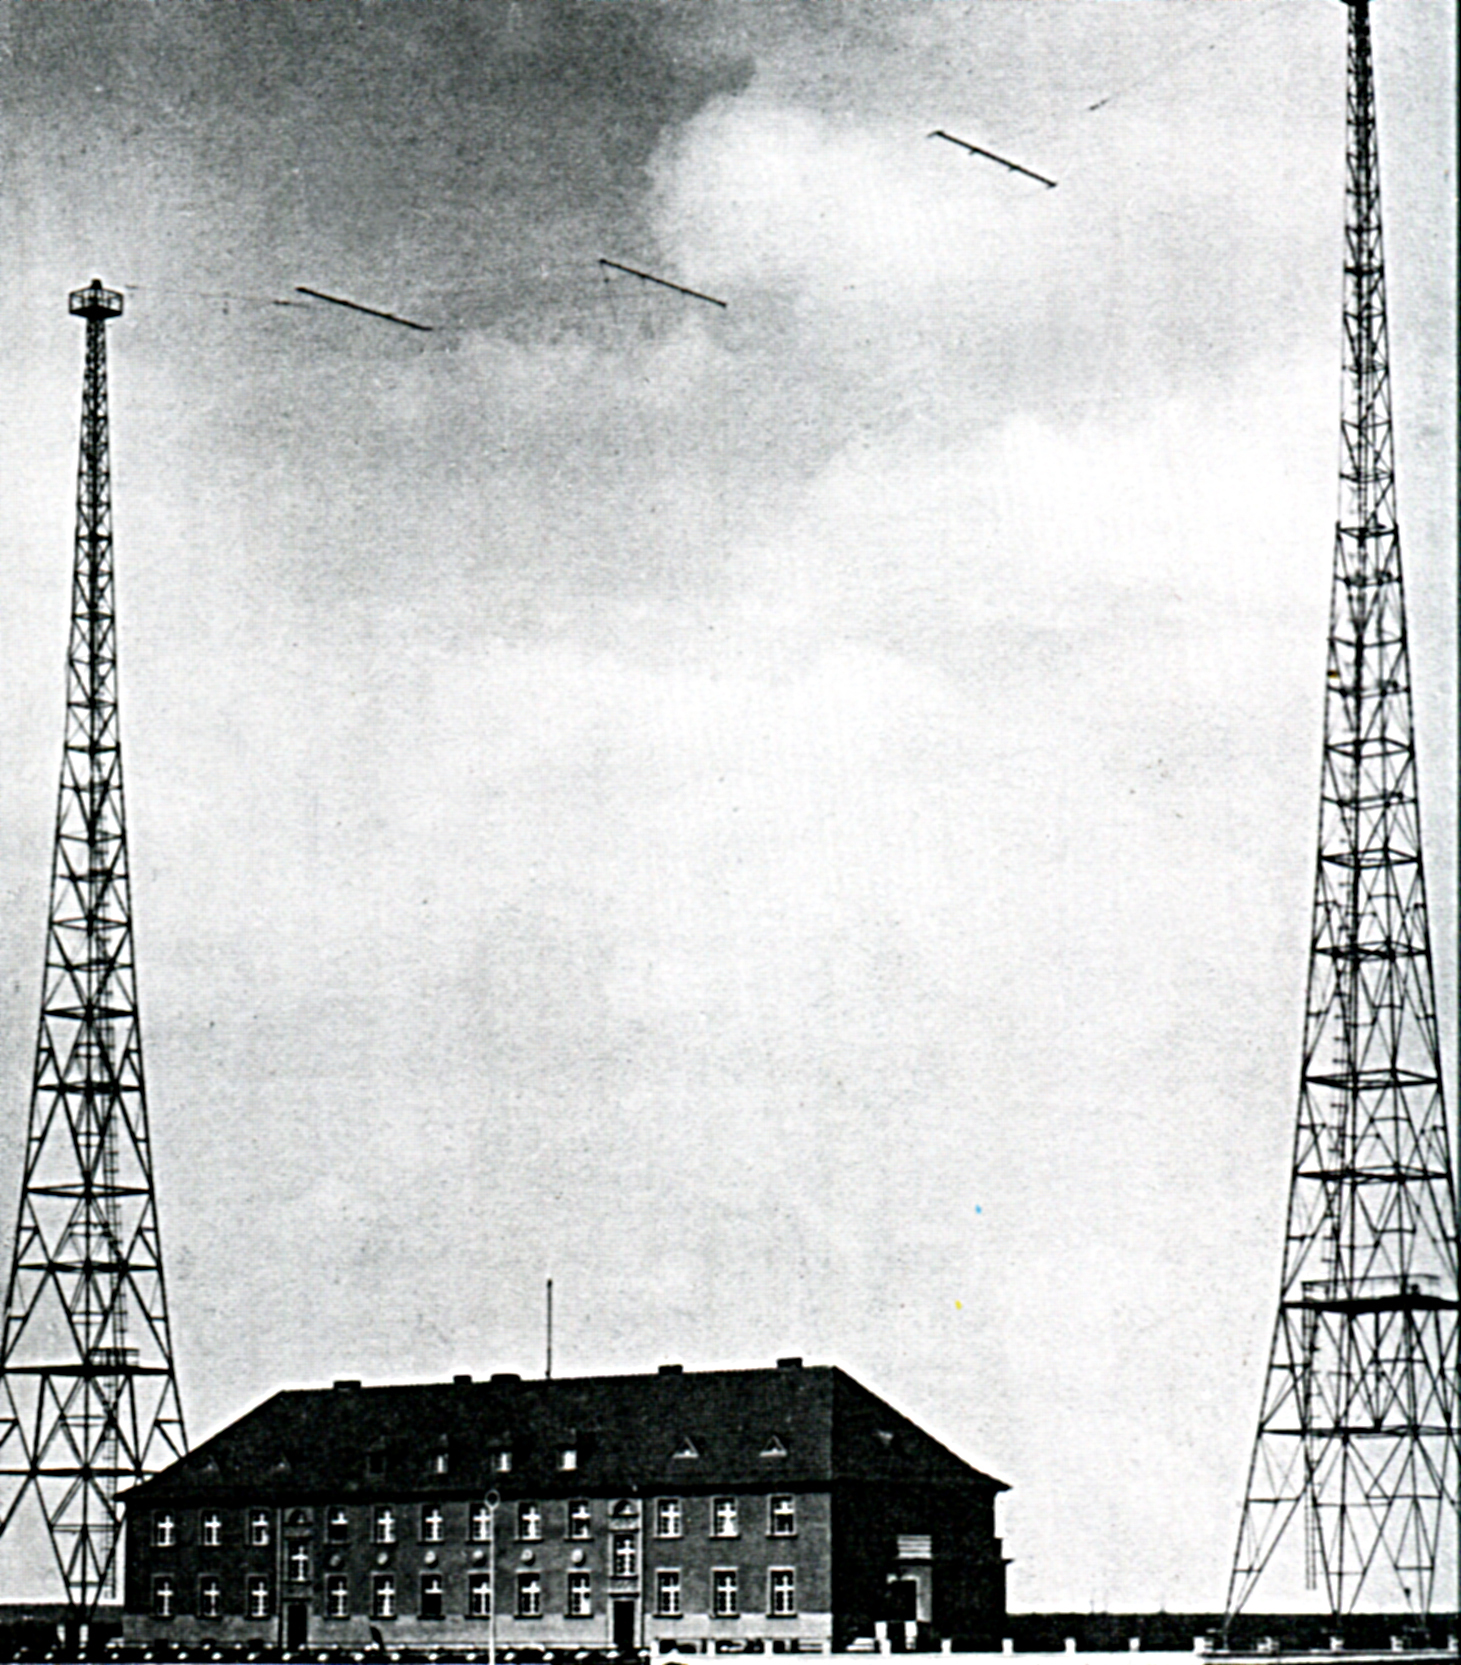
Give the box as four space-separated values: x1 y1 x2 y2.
485 1489 500 1665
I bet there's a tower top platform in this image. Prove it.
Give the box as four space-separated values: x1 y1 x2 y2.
68 279 123 320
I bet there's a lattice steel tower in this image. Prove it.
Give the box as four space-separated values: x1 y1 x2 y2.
1225 0 1458 1629
0 281 186 1618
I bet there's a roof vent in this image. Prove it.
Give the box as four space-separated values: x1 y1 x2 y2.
491 1372 521 1383
333 1379 362 1392
776 1356 803 1370
658 1363 684 1375
453 1374 473 1385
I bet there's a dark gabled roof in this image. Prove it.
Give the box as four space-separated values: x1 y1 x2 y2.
126 1363 1006 1504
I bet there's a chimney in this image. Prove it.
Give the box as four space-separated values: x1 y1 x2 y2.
658 1364 684 1375
776 1357 803 1371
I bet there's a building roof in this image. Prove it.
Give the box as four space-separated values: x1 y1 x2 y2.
125 1361 1007 1504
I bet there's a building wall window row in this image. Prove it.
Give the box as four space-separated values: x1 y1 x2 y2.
326 1575 349 1619
152 1576 174 1619
770 1568 797 1617
568 1497 592 1538
567 1570 592 1616
712 1496 739 1538
468 1572 492 1617
198 1575 221 1619
152 1512 175 1548
655 1496 682 1538
247 1576 271 1620
200 1511 221 1547
373 1573 396 1620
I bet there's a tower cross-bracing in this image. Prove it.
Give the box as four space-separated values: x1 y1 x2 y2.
1225 0 1458 1628
0 280 187 1619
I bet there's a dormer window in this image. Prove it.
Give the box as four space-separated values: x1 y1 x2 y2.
558 1446 578 1471
760 1434 788 1459
493 1449 512 1474
434 1451 449 1474
672 1436 699 1461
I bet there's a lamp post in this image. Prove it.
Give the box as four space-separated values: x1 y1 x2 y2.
486 1489 500 1665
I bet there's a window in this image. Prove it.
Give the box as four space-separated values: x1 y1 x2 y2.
770 1496 796 1537
613 1533 638 1577
152 1576 175 1619
656 1569 683 1618
672 1436 699 1460
373 1573 397 1620
470 1502 493 1542
422 1505 444 1543
288 1542 311 1583
712 1497 739 1538
493 1449 512 1473
421 1571 444 1619
713 1568 739 1618
468 1572 492 1617
200 1511 222 1548
761 1434 788 1459
655 1497 682 1539
326 1575 350 1620
517 1571 543 1618
152 1512 176 1548
247 1575 272 1620
769 1569 796 1617
198 1575 221 1620
517 1500 543 1541
567 1571 592 1617
559 1446 578 1471
434 1450 450 1475
327 1505 350 1542
374 1505 397 1544
249 1509 271 1547
567 1498 592 1539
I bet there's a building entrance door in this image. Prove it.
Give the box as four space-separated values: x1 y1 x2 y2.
613 1598 637 1653
285 1601 309 1648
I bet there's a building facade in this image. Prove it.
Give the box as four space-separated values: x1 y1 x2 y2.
122 1359 1007 1653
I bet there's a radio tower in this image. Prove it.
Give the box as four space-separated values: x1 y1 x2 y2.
1224 0 1458 1631
0 281 187 1623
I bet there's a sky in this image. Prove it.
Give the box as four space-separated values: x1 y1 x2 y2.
0 0 1455 1619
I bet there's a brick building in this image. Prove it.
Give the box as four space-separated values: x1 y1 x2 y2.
122 1359 1008 1653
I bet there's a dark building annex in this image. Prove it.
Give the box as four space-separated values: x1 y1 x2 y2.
121 1359 1008 1654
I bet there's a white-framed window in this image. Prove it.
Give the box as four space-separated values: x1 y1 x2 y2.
422 1504 444 1542
248 1575 272 1620
518 1500 543 1541
470 1501 492 1542
713 1567 739 1618
373 1573 397 1619
327 1504 350 1541
559 1446 578 1471
568 1498 592 1539
493 1449 512 1473
152 1575 175 1619
613 1532 638 1577
374 1504 397 1544
567 1570 592 1617
770 1495 796 1536
711 1496 739 1538
326 1574 350 1619
249 1509 271 1547
288 1542 311 1583
655 1497 682 1539
656 1568 682 1618
152 1512 176 1548
517 1571 543 1618
769 1568 796 1617
421 1571 444 1619
200 1511 222 1548
198 1575 221 1619
468 1572 492 1617
434 1450 450 1475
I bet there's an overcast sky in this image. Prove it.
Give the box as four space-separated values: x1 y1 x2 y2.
0 0 1455 1617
